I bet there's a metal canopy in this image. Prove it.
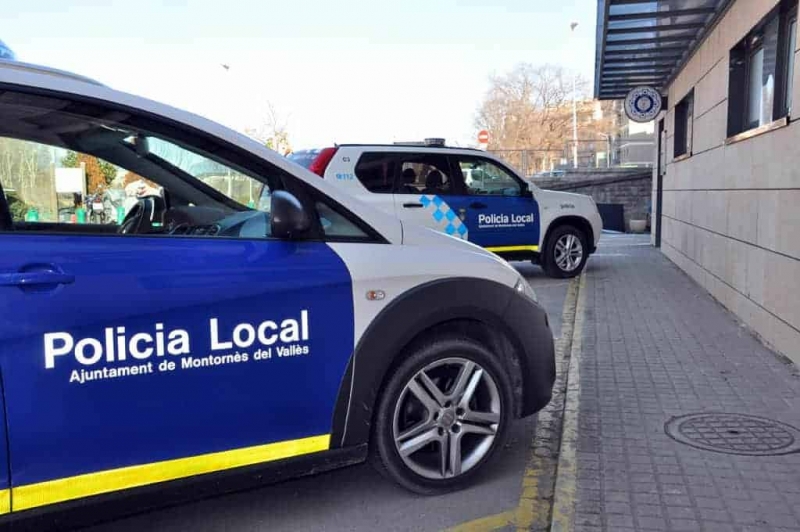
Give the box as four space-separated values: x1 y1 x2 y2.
594 0 733 99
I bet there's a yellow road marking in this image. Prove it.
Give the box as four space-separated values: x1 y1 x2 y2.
443 510 514 532
446 275 585 532
485 245 540 253
550 273 586 532
13 434 330 511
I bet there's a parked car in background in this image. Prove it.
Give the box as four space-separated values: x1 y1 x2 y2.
287 141 602 278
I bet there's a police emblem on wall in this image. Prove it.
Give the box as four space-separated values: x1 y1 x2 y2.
624 86 662 123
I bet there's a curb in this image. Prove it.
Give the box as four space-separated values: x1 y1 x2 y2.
549 274 586 532
514 274 582 531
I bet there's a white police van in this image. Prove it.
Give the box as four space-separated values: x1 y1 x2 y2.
289 141 603 278
0 60 555 526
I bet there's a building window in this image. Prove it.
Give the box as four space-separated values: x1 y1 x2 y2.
674 91 694 158
786 17 797 112
728 0 797 136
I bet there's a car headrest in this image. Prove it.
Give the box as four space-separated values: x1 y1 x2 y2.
402 168 417 184
425 170 443 189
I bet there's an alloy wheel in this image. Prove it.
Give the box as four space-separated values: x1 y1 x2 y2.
554 233 584 272
392 357 501 480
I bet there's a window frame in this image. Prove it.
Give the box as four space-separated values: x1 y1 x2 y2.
0 84 388 244
674 90 694 159
450 155 527 197
353 152 397 194
780 10 797 114
728 0 797 137
394 152 463 196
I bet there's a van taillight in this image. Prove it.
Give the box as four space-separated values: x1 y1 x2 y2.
308 147 338 177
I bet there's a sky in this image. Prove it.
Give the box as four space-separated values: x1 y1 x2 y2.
3 0 598 149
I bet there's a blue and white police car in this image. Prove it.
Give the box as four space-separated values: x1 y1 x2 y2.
289 142 603 278
0 59 555 524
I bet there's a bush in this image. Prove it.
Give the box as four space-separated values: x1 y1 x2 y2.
6 194 30 221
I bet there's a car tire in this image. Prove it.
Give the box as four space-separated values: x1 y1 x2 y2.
370 336 513 495
542 224 588 278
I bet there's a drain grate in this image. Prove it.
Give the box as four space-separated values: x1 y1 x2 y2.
665 413 800 456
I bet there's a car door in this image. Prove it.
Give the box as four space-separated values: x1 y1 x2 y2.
390 152 470 240
0 89 355 511
445 155 540 252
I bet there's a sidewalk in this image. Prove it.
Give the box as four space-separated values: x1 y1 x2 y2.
570 236 800 532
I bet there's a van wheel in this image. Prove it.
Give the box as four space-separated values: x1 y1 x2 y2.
542 225 587 278
370 337 512 495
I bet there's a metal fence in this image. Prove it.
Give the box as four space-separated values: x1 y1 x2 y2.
489 138 655 178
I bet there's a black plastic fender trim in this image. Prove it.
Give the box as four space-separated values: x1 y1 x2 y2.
329 276 554 449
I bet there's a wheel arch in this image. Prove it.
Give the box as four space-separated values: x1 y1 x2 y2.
543 215 594 253
329 278 531 449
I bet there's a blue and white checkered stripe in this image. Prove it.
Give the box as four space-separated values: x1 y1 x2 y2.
419 195 468 240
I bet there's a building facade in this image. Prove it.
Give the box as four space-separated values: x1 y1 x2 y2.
595 0 800 363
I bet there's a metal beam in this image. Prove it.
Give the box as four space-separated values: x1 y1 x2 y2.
594 0 612 98
606 46 686 57
604 51 684 60
602 72 666 77
601 80 658 87
606 35 695 45
604 46 685 55
608 7 715 21
603 66 673 74
602 75 666 82
608 22 705 34
604 57 680 65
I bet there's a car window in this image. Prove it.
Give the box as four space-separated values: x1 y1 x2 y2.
0 137 133 226
315 201 369 240
456 157 522 197
145 137 266 209
395 153 458 196
354 152 396 193
0 90 277 238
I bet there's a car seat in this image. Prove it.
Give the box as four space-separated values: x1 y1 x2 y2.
423 170 445 194
0 181 13 231
401 168 418 193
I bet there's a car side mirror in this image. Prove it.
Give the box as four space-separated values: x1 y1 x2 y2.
270 190 311 239
524 182 535 197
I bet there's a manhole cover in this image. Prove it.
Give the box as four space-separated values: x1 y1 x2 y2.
665 413 800 456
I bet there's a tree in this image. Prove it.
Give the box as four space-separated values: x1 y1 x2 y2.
0 138 52 213
61 151 118 193
475 64 592 172
245 102 291 155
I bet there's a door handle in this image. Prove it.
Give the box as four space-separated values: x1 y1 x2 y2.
402 202 424 208
469 202 488 209
0 271 75 287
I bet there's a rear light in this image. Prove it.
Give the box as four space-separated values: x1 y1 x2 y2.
308 147 338 177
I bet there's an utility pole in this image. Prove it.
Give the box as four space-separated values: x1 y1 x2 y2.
570 22 579 170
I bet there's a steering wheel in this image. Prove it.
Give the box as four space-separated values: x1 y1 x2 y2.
118 196 163 234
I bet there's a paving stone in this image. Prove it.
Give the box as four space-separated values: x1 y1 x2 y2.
570 238 800 531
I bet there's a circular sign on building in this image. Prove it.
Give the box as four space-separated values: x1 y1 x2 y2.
477 130 490 144
624 86 662 123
